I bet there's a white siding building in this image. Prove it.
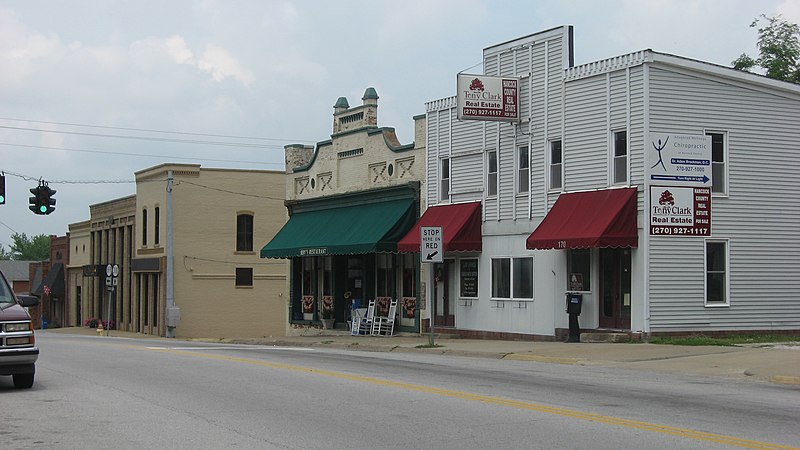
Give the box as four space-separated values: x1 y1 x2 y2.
419 26 800 339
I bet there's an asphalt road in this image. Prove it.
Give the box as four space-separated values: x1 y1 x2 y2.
1 333 798 449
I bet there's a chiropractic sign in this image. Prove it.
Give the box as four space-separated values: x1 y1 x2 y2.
646 133 712 187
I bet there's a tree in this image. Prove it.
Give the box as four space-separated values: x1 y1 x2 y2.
7 233 51 261
732 14 800 83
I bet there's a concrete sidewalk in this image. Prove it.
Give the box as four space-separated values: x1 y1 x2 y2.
45 327 800 386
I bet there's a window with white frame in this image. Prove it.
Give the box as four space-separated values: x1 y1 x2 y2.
613 130 628 184
707 132 727 195
705 240 728 305
517 145 529 194
491 257 533 299
550 140 562 190
440 158 450 201
487 150 498 196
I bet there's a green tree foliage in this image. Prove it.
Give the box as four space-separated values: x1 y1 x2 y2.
732 14 800 83
6 233 51 261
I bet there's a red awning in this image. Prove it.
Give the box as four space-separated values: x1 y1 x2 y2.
526 188 638 250
398 202 482 252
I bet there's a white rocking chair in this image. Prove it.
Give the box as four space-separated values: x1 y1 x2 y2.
371 299 398 336
351 299 375 336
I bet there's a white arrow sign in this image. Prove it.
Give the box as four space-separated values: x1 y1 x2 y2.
420 226 443 263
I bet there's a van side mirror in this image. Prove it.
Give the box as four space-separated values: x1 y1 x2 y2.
16 295 39 307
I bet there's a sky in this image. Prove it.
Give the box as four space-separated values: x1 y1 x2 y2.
1 0 798 252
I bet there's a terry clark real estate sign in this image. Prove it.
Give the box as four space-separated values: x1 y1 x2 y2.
646 133 712 237
457 74 519 122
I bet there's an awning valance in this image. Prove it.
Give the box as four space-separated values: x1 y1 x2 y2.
526 188 638 250
397 201 482 253
260 198 416 258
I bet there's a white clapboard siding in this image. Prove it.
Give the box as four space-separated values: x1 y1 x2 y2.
563 75 609 191
451 152 484 197
647 65 800 331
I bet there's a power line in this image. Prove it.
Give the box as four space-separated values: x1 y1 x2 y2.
0 117 315 143
0 142 285 168
178 179 285 201
0 125 293 149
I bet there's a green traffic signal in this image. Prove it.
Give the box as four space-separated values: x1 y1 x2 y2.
28 183 56 215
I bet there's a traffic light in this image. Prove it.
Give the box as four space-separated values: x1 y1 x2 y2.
0 175 5 205
29 185 40 213
29 183 56 215
41 185 56 215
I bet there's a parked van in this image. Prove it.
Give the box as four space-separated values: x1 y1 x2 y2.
0 269 39 388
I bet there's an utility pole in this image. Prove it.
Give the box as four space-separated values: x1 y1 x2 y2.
166 170 175 338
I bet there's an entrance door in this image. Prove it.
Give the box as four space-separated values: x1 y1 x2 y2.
599 248 631 329
433 260 455 327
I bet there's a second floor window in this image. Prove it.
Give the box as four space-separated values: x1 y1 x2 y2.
517 145 529 194
613 130 628 184
487 150 498 196
550 140 562 190
440 158 450 201
142 209 148 246
154 207 160 246
236 213 254 252
707 132 727 195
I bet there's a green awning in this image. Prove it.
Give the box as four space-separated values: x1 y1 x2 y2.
260 198 416 258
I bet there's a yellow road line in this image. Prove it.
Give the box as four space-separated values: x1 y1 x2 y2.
149 347 797 450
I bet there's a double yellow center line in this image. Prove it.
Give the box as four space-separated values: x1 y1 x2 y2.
151 347 797 450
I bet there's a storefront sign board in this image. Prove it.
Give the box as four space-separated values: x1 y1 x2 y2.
649 186 711 236
457 74 519 122
646 133 712 187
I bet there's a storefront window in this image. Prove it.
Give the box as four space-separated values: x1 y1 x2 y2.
376 254 394 297
492 257 533 299
567 249 591 291
322 257 333 296
513 257 533 298
401 254 417 319
401 253 416 297
491 258 510 298
460 259 479 298
302 258 314 296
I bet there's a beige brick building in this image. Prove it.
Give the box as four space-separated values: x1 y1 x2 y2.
69 164 288 339
134 164 287 338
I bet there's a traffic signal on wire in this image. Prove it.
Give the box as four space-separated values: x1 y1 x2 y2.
29 183 56 215
0 175 5 205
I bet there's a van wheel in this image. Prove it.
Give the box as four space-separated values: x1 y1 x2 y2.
13 372 34 389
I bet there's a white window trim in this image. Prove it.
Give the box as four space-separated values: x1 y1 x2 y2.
440 157 450 203
704 239 730 307
611 130 628 186
516 145 530 195
548 139 563 192
486 150 498 198
490 256 534 301
704 129 729 198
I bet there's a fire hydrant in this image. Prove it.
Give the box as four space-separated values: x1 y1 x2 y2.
96 323 104 336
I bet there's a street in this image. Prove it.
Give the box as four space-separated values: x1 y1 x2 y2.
1 332 798 449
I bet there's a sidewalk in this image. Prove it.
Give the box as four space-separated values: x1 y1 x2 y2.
46 327 800 386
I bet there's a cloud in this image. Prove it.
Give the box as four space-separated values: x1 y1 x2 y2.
130 34 253 86
197 44 255 85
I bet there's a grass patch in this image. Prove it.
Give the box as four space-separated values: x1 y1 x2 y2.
320 340 333 345
415 343 445 349
648 334 798 346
